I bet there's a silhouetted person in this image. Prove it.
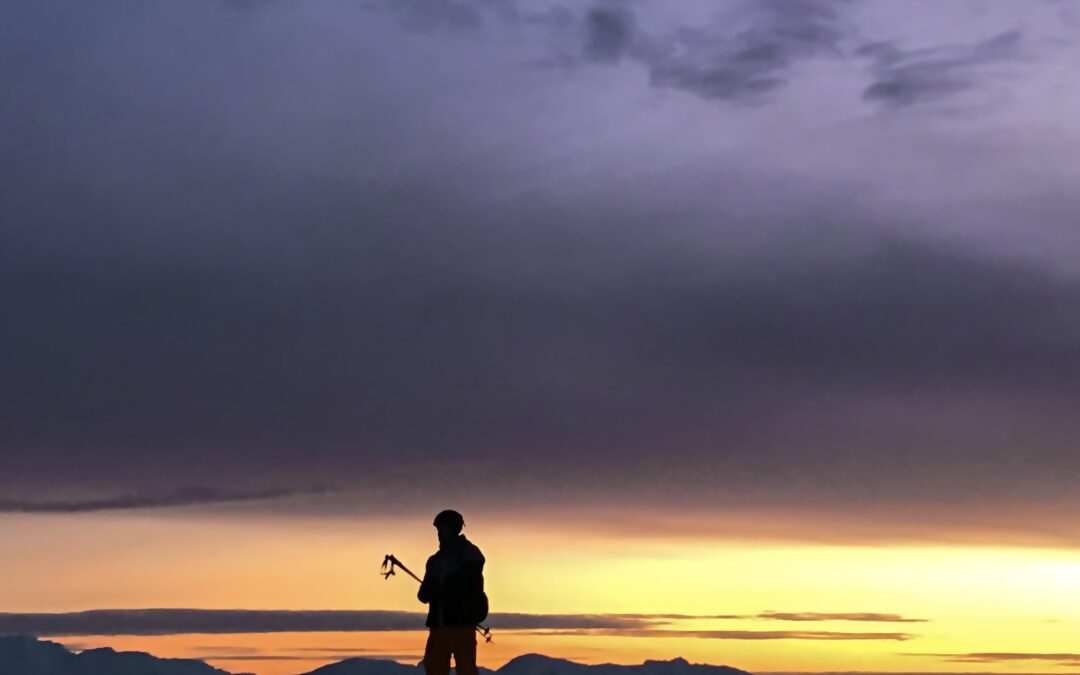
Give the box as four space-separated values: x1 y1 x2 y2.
419 509 487 675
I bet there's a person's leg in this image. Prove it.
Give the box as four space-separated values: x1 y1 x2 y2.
424 629 452 675
450 626 479 675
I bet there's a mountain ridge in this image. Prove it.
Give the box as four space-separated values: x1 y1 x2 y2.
299 651 749 675
0 635 240 674
0 635 750 675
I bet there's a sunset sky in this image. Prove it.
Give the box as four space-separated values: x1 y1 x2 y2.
4 1 1080 674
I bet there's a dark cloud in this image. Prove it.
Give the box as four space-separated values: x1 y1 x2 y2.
7 169 1080 513
356 0 1032 109
0 486 332 513
0 610 776 637
0 610 926 637
859 29 1023 107
583 6 635 63
638 0 850 102
355 0 1033 109
360 0 853 103
8 217 1080 507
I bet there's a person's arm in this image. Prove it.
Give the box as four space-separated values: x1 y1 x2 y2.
418 558 435 604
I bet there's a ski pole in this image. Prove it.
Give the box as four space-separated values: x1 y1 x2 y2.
381 554 493 642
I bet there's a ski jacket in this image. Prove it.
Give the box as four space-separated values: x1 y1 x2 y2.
418 534 487 628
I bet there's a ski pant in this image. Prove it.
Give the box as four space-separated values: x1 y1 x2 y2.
424 626 478 675
421 622 477 673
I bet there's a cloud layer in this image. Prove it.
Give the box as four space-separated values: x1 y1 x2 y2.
2 0 1079 536
0 609 922 639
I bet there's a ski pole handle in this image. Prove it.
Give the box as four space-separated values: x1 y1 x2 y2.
381 554 423 583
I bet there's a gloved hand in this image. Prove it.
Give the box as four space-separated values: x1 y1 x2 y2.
418 580 438 603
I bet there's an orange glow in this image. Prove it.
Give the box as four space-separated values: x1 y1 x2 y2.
4 510 1080 675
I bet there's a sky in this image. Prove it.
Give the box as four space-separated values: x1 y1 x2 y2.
4 0 1080 673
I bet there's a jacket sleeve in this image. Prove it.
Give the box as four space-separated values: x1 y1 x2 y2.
418 557 435 604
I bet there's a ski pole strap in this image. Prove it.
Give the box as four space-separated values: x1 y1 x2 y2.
381 554 423 583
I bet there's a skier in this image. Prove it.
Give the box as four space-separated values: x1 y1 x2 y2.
418 509 487 675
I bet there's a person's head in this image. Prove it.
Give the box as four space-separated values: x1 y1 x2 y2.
433 509 464 548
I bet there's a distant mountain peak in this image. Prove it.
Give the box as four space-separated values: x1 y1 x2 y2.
501 653 577 668
0 635 236 675
643 658 691 667
301 655 424 675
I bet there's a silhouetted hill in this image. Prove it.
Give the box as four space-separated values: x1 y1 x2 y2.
299 657 498 675
496 654 593 675
0 635 237 675
300 657 436 675
494 654 748 675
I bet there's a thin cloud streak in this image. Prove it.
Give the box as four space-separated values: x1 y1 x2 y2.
908 652 1080 667
613 612 925 623
513 629 915 641
0 610 671 636
756 612 926 623
0 486 333 513
859 29 1024 107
